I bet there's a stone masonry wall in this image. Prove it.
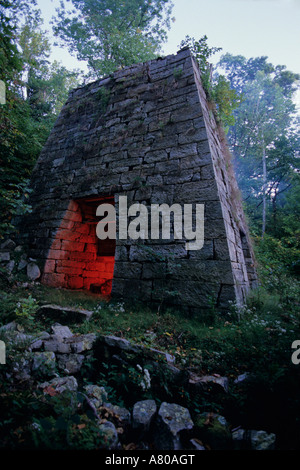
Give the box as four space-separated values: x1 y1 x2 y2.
19 48 257 314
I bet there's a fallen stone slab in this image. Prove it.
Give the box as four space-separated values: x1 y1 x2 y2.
189 373 229 393
36 304 93 323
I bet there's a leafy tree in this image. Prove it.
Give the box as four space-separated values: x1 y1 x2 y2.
52 0 174 78
217 54 300 237
0 1 80 239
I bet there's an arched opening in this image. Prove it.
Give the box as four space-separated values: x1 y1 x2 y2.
42 196 115 296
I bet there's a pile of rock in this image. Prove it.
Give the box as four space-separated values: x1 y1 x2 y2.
0 238 41 282
0 307 277 451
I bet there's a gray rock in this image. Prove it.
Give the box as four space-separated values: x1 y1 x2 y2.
44 339 72 353
133 399 157 430
102 335 140 353
250 430 276 450
0 321 17 332
5 260 15 274
98 421 119 449
65 333 97 353
39 376 78 394
84 384 108 408
190 438 206 450
234 372 251 384
189 373 229 393
51 323 73 341
155 402 194 450
0 252 10 262
56 353 85 374
232 428 247 450
17 259 28 271
37 304 93 323
30 331 50 350
1 239 16 250
104 403 131 427
11 353 32 381
27 262 41 280
32 351 56 376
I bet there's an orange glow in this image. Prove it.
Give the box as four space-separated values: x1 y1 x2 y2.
42 198 115 296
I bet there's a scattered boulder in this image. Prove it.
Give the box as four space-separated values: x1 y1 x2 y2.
190 438 206 450
0 252 10 262
249 430 276 450
26 262 41 281
154 402 194 450
132 399 157 431
104 403 131 429
98 421 120 449
234 372 252 384
189 373 229 393
1 239 16 251
232 427 248 450
56 353 85 374
84 384 108 408
10 352 32 382
18 258 28 271
51 323 73 341
1 313 279 451
36 304 93 323
232 428 276 450
64 333 97 353
6 260 15 274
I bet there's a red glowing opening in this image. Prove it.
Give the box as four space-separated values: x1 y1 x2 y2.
42 197 115 296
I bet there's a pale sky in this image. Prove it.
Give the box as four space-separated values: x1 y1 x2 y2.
164 0 300 73
37 0 300 74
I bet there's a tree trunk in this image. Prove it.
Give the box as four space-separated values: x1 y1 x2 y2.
262 142 267 238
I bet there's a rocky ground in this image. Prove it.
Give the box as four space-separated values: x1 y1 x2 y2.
0 305 276 451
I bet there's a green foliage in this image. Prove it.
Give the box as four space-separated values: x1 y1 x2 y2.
179 35 242 129
52 0 174 78
14 294 39 328
179 34 221 94
0 2 81 239
0 180 32 239
97 86 111 113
